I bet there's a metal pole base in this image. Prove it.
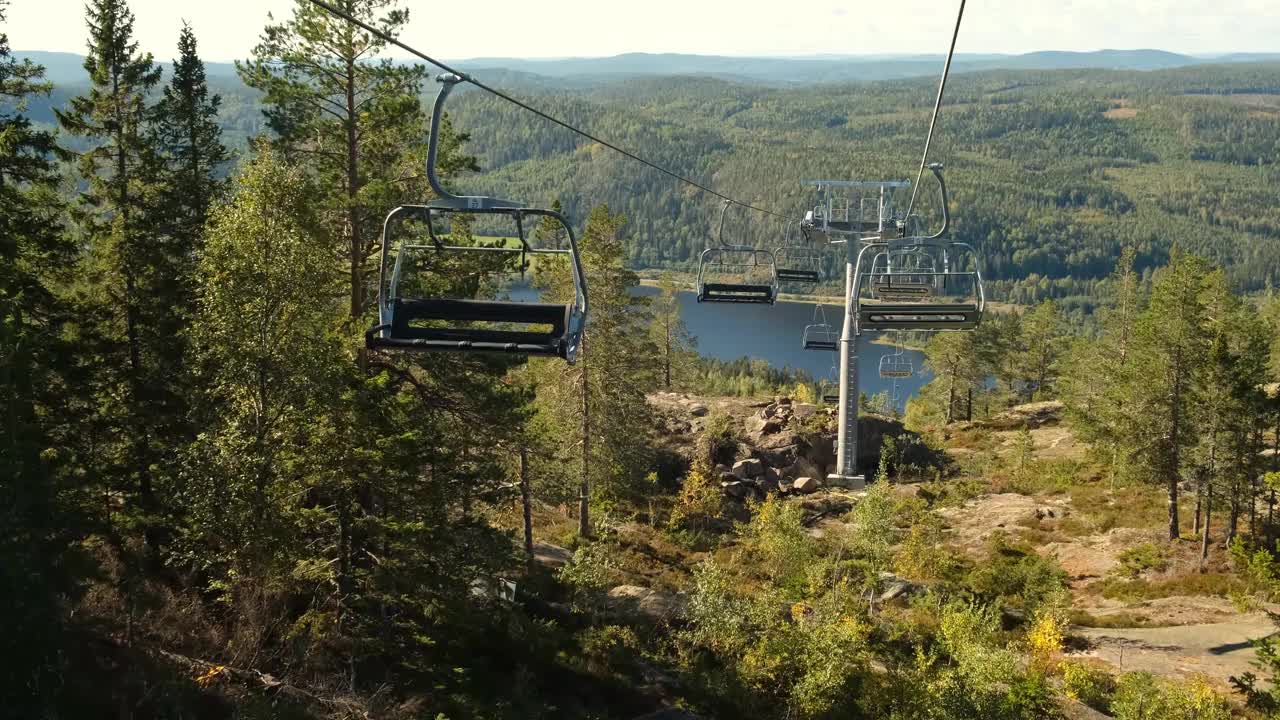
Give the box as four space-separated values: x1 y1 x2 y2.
825 473 866 490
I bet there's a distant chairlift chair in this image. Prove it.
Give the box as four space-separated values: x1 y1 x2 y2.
879 342 914 379
366 73 588 361
853 164 984 333
696 200 779 304
822 360 841 404
775 221 822 285
802 304 839 351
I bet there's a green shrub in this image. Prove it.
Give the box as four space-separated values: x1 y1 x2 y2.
738 496 819 595
1230 536 1280 598
1111 672 1231 720
1098 572 1247 601
578 625 640 677
668 461 723 532
964 534 1069 615
700 412 738 465
1061 660 1115 713
1114 542 1169 579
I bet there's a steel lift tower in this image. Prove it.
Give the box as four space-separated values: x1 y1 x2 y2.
801 179 911 489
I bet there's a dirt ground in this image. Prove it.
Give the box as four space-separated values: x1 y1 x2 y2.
1071 618 1276 688
938 483 1276 687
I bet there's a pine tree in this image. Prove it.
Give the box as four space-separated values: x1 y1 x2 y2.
534 205 658 537
917 331 984 425
56 0 165 539
650 271 697 389
239 0 464 323
1062 247 1142 484
1127 250 1209 541
1016 300 1063 401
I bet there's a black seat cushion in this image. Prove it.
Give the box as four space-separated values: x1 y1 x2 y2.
699 282 776 304
388 298 570 348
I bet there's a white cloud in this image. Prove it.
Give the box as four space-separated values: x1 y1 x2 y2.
7 0 1278 61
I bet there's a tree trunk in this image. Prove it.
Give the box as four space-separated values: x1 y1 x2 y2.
663 316 672 389
520 445 533 570
1193 475 1202 535
945 367 956 425
578 339 591 538
345 55 362 321
1228 478 1240 545
1167 350 1183 541
1250 473 1259 540
1199 482 1212 572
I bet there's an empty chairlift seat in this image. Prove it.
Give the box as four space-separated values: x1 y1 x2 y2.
857 244 981 331
696 201 778 305
775 221 823 285
851 166 984 334
878 347 914 379
802 304 839 351
366 73 588 362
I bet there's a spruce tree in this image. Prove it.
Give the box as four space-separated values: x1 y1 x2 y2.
1062 247 1142 483
0 3 80 708
56 0 165 537
151 21 226 293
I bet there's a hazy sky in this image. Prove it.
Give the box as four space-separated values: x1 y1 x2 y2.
8 0 1278 61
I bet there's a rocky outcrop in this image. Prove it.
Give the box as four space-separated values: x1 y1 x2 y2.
979 400 1064 430
532 542 572 569
606 585 688 622
656 391 945 504
792 477 820 494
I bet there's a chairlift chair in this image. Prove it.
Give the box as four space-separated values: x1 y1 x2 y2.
696 200 779 304
822 360 841 404
879 342 914 379
802 185 887 239
775 221 822 285
853 164 984 333
366 73 588 361
802 304 840 351
869 247 937 301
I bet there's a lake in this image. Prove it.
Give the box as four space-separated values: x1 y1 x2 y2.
511 284 932 410
637 287 931 411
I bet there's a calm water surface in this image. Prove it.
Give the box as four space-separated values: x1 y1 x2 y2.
511 285 931 409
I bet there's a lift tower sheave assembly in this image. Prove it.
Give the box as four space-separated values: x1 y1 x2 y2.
802 179 911 490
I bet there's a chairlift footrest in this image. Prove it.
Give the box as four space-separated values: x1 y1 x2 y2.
778 269 821 283
858 303 980 331
698 283 776 304
804 340 839 351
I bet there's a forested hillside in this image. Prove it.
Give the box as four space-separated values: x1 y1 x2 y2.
17 48 1280 313
441 64 1280 312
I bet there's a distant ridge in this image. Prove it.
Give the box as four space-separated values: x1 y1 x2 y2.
17 48 1280 87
